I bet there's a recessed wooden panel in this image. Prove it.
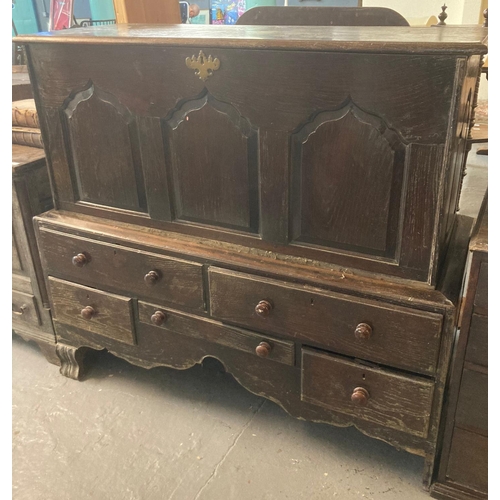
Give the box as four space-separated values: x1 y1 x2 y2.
63 84 147 212
455 368 487 434
446 427 488 492
291 102 406 258
165 93 259 232
465 314 488 367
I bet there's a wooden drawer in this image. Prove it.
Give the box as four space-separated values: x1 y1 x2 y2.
138 301 295 366
301 348 434 437
455 368 488 434
465 313 487 367
209 268 443 375
48 277 135 345
38 228 205 311
12 290 40 327
446 427 488 493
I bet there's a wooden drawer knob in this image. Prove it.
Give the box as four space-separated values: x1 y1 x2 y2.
255 300 273 317
81 306 95 320
72 253 88 267
354 323 372 340
255 341 272 358
144 270 160 285
151 310 166 326
13 304 27 316
351 387 370 406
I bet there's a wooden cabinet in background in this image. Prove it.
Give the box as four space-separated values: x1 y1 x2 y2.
12 144 57 365
431 193 488 500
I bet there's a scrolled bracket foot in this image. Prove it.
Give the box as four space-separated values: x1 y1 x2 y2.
56 344 88 380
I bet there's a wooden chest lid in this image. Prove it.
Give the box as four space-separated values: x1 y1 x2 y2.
14 24 487 55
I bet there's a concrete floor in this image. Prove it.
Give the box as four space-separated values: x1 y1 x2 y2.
12 145 487 500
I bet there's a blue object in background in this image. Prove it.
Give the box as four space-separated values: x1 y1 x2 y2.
12 0 40 35
88 0 115 20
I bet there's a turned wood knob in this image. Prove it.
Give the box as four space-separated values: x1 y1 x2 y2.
255 300 273 317
351 387 370 406
255 341 272 358
354 323 372 340
80 306 95 320
144 270 160 285
72 253 88 267
151 310 166 326
12 304 27 316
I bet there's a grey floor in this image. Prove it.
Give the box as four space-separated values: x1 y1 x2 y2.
12 145 487 500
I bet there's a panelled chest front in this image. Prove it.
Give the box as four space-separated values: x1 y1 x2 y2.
23 25 486 284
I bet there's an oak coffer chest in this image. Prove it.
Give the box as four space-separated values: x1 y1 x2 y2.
16 24 487 488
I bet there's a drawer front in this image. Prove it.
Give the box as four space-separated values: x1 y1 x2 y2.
48 277 135 345
12 290 40 327
209 268 442 375
138 301 295 366
39 229 205 311
465 313 487 367
455 368 488 434
446 427 488 493
301 348 434 437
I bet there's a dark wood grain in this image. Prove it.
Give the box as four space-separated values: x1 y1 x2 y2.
432 192 488 498
455 368 487 434
138 301 295 366
38 228 205 311
399 144 444 282
446 428 488 493
301 348 435 437
165 94 259 232
12 144 55 347
209 267 443 375
14 25 488 56
24 38 476 282
291 103 405 257
474 262 488 314
19 25 486 491
34 210 459 312
465 314 487 367
48 277 136 345
52 318 438 458
62 84 147 212
137 116 172 221
12 290 41 327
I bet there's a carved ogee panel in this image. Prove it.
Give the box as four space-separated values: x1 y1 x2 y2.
62 83 147 212
291 101 407 259
164 93 260 233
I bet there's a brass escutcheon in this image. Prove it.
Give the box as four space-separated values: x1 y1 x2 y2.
186 51 220 81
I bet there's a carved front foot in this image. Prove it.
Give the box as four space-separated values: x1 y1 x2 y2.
56 344 88 380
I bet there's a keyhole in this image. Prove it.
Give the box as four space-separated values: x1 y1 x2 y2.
310 298 314 306
362 374 366 381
